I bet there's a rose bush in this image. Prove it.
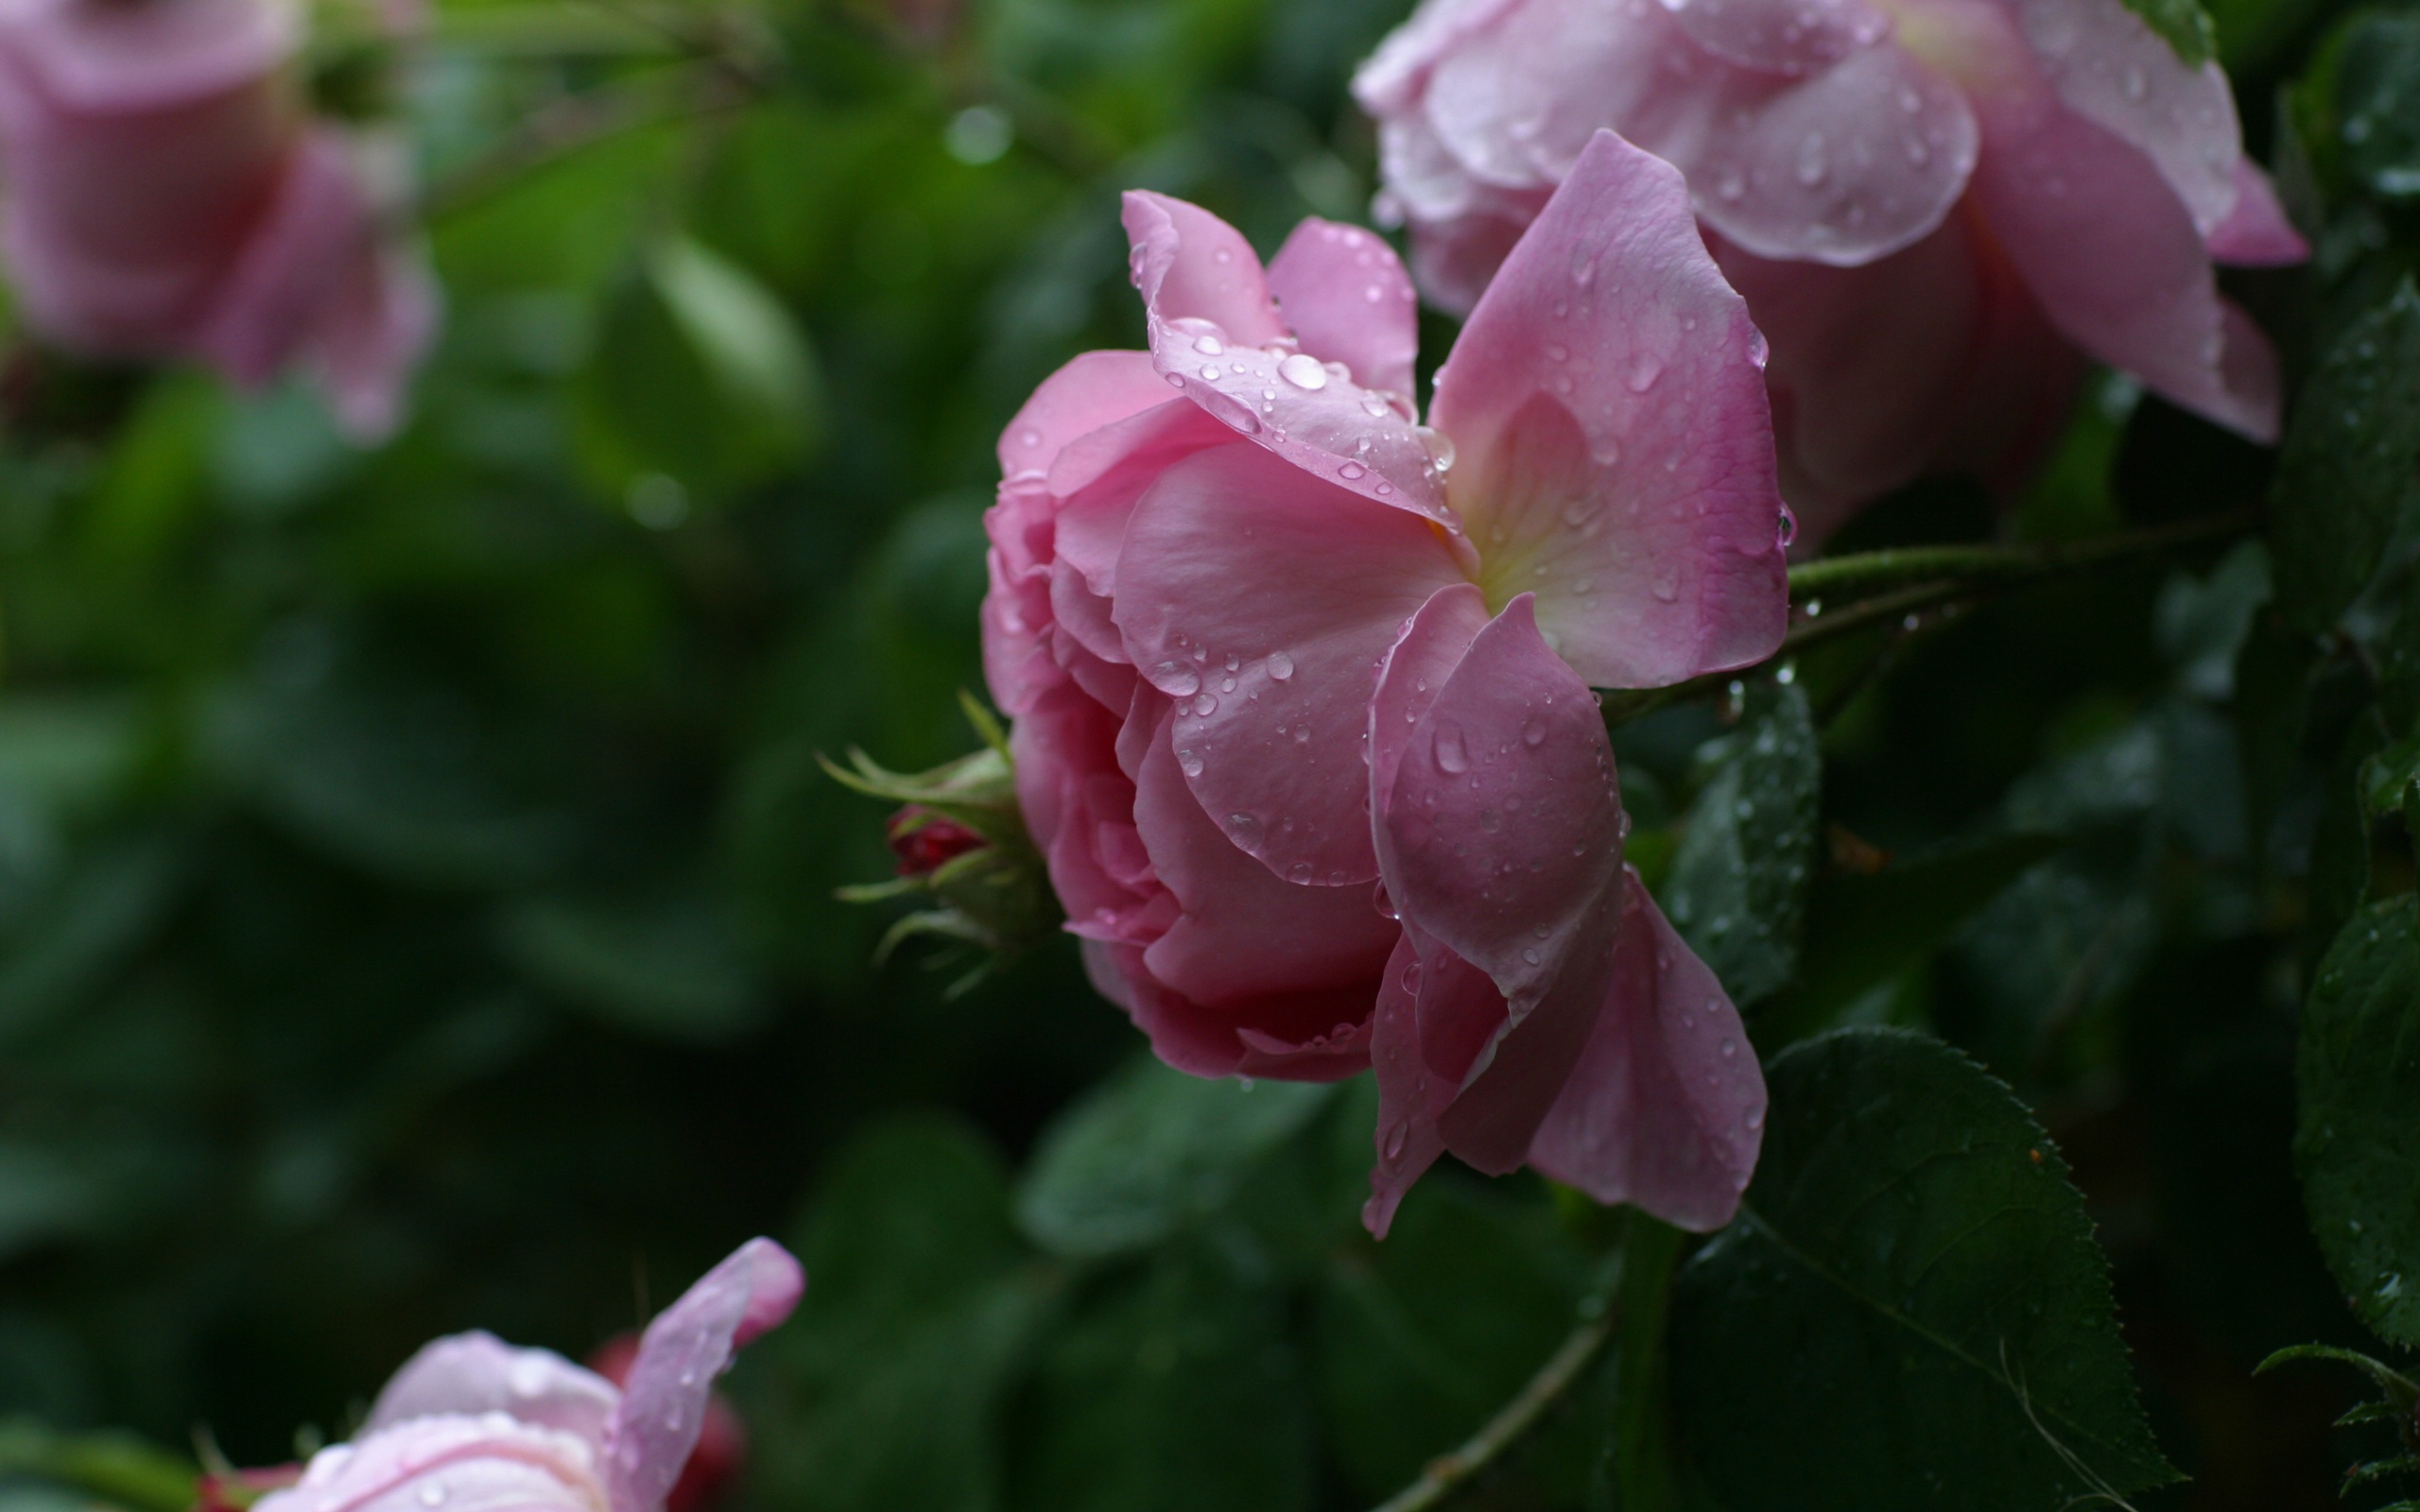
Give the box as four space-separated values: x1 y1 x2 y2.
986 129 1785 1234
1355 0 2308 538
0 0 435 438
252 1240 801 1512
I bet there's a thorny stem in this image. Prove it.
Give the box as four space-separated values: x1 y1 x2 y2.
1599 508 2256 725
1369 1271 1624 1512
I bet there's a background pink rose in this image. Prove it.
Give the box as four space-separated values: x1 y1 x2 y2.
254 1240 801 1512
0 0 436 439
985 131 1781 1234
1355 0 2308 540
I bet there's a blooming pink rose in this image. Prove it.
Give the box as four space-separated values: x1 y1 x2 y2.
1354 0 2309 540
985 130 1782 1236
0 0 436 439
254 1239 803 1512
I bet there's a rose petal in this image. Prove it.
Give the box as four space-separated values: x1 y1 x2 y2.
366 1334 618 1448
1125 191 1453 523
263 1416 605 1512
604 1239 804 1512
1363 933 1457 1238
1527 869 1764 1231
1114 441 1469 886
1995 0 2242 236
0 0 298 113
1969 86 2281 441
1655 0 1890 75
194 129 371 387
1353 0 1529 117
2205 159 2308 266
995 349 1175 480
1433 130 1788 686
1265 218 1421 399
1130 703 1399 1007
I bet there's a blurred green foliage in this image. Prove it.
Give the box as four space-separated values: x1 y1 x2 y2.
4 0 2420 1510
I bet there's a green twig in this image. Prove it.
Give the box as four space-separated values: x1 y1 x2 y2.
1370 1277 1623 1512
1599 510 2256 725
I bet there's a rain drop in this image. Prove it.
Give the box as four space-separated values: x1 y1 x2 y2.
1225 812 1265 848
1434 723 1471 774
1340 461 1369 480
1178 747 1205 778
1269 651 1296 681
1522 716 1548 747
1149 661 1202 696
1278 352 1329 389
1194 335 1225 355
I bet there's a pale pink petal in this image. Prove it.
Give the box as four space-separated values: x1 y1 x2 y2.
1374 593 1624 1020
1353 0 1527 117
1113 441 1469 886
193 129 372 387
310 236 438 443
1264 218 1420 400
1527 869 1764 1231
981 480 1063 717
1125 192 1452 523
995 349 1173 479
1969 89 2281 441
1363 934 1456 1238
1129 704 1399 1007
262 1416 604 1512
2205 159 2308 266
604 1239 804 1512
365 1334 618 1448
1401 187 1546 318
1655 0 1889 74
0 0 297 113
1421 0 1677 193
1668 43 1979 265
1996 0 2242 236
1013 687 1157 934
1711 213 2082 543
1432 131 1788 687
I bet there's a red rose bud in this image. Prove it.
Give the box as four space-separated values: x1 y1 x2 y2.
589 1333 748 1512
887 806 988 877
195 1466 302 1512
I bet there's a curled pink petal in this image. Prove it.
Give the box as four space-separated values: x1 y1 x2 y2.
1265 218 1421 400
1125 192 1451 523
1114 441 1468 887
1968 85 2281 441
1363 934 1460 1238
2206 159 2308 266
366 1334 618 1449
1528 869 1764 1231
1433 130 1788 686
193 129 374 387
604 1239 804 1512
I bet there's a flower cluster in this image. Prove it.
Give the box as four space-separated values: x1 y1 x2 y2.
986 132 1781 1235
0 0 434 438
1354 0 2308 538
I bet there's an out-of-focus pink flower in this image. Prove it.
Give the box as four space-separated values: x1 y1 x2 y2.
1354 0 2309 541
254 1240 803 1512
0 0 437 440
985 130 1781 1237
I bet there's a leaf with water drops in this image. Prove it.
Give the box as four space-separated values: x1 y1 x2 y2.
1016 1056 1336 1258
1668 1028 2177 1512
2121 0 2217 65
2333 12 2420 201
1663 680 1821 1006
2271 280 2420 635
2296 893 2420 1348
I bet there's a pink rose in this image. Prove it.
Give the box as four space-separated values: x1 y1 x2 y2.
1354 0 2309 540
0 0 437 439
986 130 1781 1236
254 1239 804 1512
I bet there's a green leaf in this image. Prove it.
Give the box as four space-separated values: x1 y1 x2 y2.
1758 833 2065 1046
1012 1242 1315 1512
1664 680 1821 1006
493 892 767 1043
2272 281 2420 635
764 1115 1042 1512
2295 894 2420 1347
1312 1178 1594 1502
2121 0 2217 65
1669 1029 2176 1511
2335 12 2420 201
645 237 825 442
1016 1057 1335 1259
0 1420 196 1512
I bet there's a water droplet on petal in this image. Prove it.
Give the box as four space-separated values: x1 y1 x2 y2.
1279 352 1329 389
1522 716 1547 747
1268 650 1295 681
1149 661 1202 696
1339 461 1368 480
1433 722 1470 774
1194 335 1224 355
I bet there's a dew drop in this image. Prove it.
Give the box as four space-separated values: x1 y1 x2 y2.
1339 461 1369 480
419 1486 447 1508
1178 747 1204 778
1433 722 1471 774
1194 335 1225 355
1289 861 1314 884
1279 352 1329 389
1522 716 1548 747
1268 650 1296 681
1149 660 1202 696
1225 812 1265 848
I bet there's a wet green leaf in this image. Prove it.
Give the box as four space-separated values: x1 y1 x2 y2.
1665 681 1821 1006
2272 282 2420 635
